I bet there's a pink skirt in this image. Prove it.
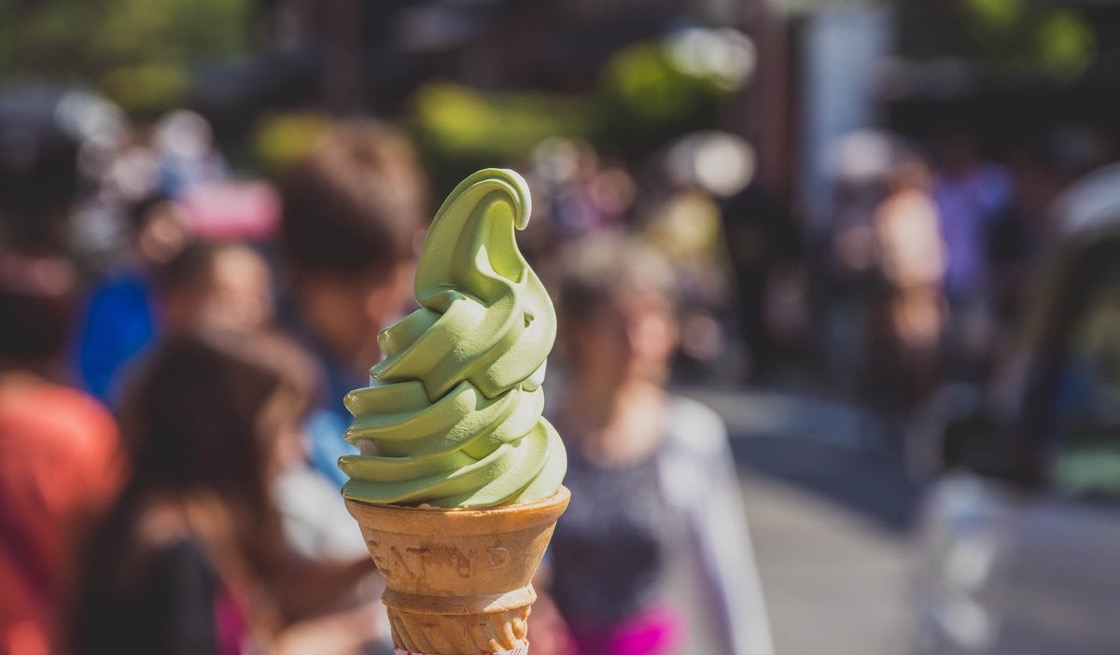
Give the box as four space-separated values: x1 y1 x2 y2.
569 605 683 655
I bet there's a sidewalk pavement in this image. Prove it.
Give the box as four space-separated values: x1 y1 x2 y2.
677 385 921 655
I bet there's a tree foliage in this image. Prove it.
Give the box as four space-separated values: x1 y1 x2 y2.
897 0 1096 78
0 0 252 81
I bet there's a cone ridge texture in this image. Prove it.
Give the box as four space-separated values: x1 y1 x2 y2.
345 487 570 655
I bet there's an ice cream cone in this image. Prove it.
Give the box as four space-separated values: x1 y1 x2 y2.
344 486 570 655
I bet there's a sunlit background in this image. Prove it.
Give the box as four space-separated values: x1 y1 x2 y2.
3 1 1120 654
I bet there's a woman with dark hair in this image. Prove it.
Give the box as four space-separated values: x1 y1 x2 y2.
69 328 370 655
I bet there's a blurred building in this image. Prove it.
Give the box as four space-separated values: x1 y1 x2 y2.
884 0 1120 150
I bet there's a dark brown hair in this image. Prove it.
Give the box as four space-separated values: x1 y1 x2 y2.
278 120 428 285
151 240 217 297
0 252 77 368
117 329 316 507
73 328 319 641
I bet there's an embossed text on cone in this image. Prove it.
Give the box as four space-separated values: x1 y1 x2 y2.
345 487 570 655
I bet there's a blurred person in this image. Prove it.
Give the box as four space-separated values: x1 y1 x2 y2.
0 251 122 655
646 131 802 382
545 233 774 655
74 192 191 403
720 183 803 382
117 242 386 654
273 122 427 655
643 187 734 379
868 156 948 413
932 131 1012 301
826 131 899 280
153 241 275 337
0 105 81 254
985 146 1052 328
200 242 274 331
277 120 428 488
987 128 1101 332
820 131 899 390
69 328 379 655
0 118 124 654
931 132 1011 380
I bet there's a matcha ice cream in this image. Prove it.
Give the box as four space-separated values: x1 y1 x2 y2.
339 168 566 508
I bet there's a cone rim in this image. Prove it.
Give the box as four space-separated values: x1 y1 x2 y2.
345 485 568 515
344 485 569 536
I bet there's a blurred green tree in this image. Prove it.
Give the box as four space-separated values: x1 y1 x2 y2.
897 0 1096 79
406 82 592 195
593 41 726 157
407 35 739 189
0 0 251 107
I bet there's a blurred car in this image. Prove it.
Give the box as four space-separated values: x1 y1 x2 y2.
910 162 1120 655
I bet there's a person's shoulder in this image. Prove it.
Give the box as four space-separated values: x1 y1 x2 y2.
274 466 368 560
1 381 116 441
43 381 114 416
94 500 212 587
657 396 733 506
49 384 119 445
665 395 729 456
670 394 725 424
134 502 224 577
85 268 151 303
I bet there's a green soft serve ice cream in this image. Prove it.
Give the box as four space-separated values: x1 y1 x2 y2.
338 168 567 508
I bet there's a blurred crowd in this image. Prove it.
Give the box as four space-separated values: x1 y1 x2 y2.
2 79 1116 655
819 125 1113 421
0 103 774 655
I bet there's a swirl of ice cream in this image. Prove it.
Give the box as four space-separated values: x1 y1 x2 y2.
338 168 566 508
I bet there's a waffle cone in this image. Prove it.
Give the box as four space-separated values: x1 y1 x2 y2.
344 487 570 655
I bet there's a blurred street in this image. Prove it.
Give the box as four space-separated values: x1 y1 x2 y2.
681 386 921 655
